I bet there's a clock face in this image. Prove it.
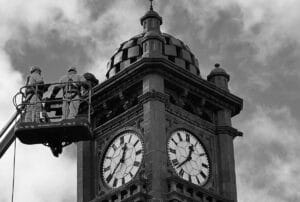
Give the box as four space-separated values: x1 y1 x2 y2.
102 131 144 188
167 130 210 186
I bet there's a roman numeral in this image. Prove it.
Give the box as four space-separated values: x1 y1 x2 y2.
136 150 142 155
129 172 134 177
103 166 110 172
112 144 117 151
171 138 178 145
129 135 132 143
200 171 207 179
196 176 201 184
133 140 139 147
188 175 192 182
169 148 176 154
171 159 179 166
177 133 182 141
105 156 112 160
106 174 113 183
122 177 125 185
186 134 190 142
120 136 124 145
199 153 206 157
133 161 140 167
113 178 118 187
179 169 184 177
202 163 209 168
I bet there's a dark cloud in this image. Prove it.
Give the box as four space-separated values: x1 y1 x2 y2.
1 1 300 201
83 0 146 21
235 106 300 201
5 27 93 82
83 0 118 21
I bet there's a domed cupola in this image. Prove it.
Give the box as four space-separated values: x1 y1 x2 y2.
140 0 162 33
106 1 201 79
207 63 230 91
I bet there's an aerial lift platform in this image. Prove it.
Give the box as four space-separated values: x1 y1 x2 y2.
0 80 94 158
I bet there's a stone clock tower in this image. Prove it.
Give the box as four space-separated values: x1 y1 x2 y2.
77 3 243 202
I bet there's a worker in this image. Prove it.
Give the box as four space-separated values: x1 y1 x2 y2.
81 72 98 95
83 72 99 88
24 66 44 122
48 67 86 157
50 67 86 119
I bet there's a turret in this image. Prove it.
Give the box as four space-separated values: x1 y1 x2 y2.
207 63 230 91
141 1 165 58
140 0 162 33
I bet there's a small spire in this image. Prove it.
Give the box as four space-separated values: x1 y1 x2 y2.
149 0 154 11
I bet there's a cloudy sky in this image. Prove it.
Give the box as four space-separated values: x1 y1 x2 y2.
0 0 300 201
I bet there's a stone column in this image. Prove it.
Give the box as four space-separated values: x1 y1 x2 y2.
77 141 95 202
142 73 167 201
216 109 237 202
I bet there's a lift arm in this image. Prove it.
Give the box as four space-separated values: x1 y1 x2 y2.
0 111 19 158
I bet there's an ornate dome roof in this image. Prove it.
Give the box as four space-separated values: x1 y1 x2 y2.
105 4 201 79
207 63 230 81
106 32 201 79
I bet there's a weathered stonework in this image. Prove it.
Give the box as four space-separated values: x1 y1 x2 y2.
77 5 243 202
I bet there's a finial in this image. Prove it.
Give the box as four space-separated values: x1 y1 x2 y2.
215 63 220 68
149 0 154 11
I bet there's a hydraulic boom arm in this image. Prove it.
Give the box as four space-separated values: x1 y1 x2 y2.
0 111 19 158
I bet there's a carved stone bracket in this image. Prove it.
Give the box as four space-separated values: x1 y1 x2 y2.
138 90 169 104
216 126 243 138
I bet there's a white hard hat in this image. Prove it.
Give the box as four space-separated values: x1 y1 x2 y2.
68 66 77 72
30 66 41 73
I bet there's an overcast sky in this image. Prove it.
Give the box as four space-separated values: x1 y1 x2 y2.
0 0 300 202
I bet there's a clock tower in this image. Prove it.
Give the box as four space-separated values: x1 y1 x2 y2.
77 2 243 202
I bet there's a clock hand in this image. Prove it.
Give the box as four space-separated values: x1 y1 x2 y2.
111 144 128 176
176 158 189 168
120 143 127 163
111 160 121 176
176 145 194 168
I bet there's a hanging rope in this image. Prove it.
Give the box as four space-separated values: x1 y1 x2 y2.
11 140 17 202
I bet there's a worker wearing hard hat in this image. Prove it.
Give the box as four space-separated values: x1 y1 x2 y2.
50 66 87 119
24 66 44 122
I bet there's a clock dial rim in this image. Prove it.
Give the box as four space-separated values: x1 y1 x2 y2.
167 129 211 186
101 130 144 189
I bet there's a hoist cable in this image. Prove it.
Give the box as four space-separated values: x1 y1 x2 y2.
11 140 16 202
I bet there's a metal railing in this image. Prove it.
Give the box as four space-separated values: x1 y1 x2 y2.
12 81 92 123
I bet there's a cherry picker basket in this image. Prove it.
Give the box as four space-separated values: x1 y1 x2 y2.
13 81 93 146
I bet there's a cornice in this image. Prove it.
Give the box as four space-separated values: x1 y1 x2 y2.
93 57 243 116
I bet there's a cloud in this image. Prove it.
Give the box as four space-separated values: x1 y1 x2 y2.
0 51 23 127
0 1 146 201
157 0 300 97
235 106 300 202
0 142 77 202
0 1 88 201
0 1 300 202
